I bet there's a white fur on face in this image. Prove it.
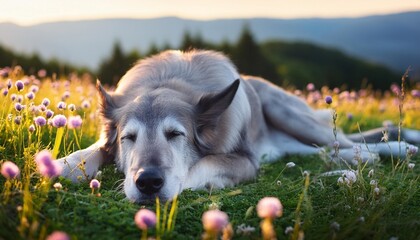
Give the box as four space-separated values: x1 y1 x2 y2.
119 117 192 202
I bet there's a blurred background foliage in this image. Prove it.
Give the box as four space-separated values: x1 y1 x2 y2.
0 26 403 90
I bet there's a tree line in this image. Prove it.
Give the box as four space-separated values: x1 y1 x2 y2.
1 26 401 90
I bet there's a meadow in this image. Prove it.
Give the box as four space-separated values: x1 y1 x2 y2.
0 67 419 240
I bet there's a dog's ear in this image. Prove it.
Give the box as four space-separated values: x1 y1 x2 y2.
97 80 116 119
196 79 240 132
96 80 118 157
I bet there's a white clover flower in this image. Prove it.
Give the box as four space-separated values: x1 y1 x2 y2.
370 180 377 187
286 162 296 168
368 169 374 178
53 182 63 190
343 170 357 183
284 226 294 235
303 170 310 177
408 163 415 169
337 177 344 184
236 224 255 235
374 187 380 195
330 222 340 231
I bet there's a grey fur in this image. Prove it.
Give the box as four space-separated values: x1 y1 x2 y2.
57 50 420 203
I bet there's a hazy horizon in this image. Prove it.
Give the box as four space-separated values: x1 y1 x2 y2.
2 0 420 26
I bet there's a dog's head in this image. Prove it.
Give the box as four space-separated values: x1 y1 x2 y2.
97 79 240 203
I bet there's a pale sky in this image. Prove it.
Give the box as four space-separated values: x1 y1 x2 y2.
1 0 420 26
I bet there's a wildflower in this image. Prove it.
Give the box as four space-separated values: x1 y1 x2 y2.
1 161 20 179
368 169 374 178
37 69 47 78
89 179 101 189
257 197 283 219
53 182 63 191
202 209 229 233
30 85 39 93
57 101 66 110
62 91 70 100
347 113 353 120
68 115 83 129
38 104 46 112
325 95 333 104
81 100 91 109
28 124 35 133
34 116 47 127
330 221 340 231
333 141 340 149
134 209 157 230
236 224 255 235
7 79 12 89
14 103 23 112
411 89 420 98
42 98 51 107
286 162 296 168
407 145 418 155
343 170 357 184
284 226 294 235
29 105 40 115
276 180 282 186
14 116 22 125
353 145 361 156
337 177 344 184
15 80 24 91
408 163 415 170
26 92 35 100
46 231 70 240
370 180 377 187
2 88 8 96
303 170 310 177
46 109 54 119
10 93 17 101
306 83 315 91
374 187 380 195
52 114 67 128
68 103 76 111
35 150 62 178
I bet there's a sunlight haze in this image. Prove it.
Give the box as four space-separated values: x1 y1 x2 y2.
1 0 420 25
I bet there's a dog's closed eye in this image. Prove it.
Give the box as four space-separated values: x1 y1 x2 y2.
165 130 185 140
121 134 137 142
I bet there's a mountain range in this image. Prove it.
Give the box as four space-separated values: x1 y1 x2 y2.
0 11 419 72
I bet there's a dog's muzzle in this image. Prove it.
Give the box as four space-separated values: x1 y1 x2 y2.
135 168 164 195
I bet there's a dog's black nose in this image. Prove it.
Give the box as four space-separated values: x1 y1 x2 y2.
135 168 164 195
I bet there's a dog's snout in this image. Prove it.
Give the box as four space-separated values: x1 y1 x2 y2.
135 168 164 195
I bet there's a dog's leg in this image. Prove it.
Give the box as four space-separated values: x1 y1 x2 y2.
246 77 354 148
183 154 258 190
347 126 420 144
56 139 106 182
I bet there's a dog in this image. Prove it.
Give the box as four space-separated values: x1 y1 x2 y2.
57 50 420 203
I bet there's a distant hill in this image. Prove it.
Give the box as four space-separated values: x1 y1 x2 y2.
261 41 399 89
0 11 419 72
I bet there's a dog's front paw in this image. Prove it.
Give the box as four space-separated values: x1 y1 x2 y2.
56 151 102 182
56 157 90 182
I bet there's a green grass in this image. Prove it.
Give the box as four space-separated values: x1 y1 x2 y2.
1 153 419 239
0 73 419 240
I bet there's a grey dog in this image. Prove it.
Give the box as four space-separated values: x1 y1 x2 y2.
58 50 419 203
